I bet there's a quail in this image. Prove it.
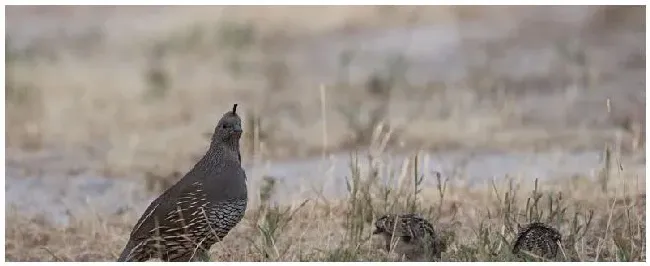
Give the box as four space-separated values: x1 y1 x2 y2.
373 213 445 261
512 222 562 260
117 104 248 262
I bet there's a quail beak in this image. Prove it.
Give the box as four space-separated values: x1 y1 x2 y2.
233 124 243 134
372 228 383 235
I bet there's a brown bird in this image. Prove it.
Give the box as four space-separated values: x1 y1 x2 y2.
373 213 445 261
117 104 248 262
512 222 562 261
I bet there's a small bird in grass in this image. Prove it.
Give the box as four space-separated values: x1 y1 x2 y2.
372 213 445 261
117 104 248 262
512 222 562 261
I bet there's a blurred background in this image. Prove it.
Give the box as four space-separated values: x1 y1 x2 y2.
4 5 646 231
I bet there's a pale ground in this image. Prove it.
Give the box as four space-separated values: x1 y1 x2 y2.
4 5 646 262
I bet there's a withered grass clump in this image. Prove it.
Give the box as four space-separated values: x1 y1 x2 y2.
6 139 645 262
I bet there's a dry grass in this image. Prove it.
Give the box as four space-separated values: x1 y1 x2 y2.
4 5 646 262
5 141 646 262
4 6 475 174
6 6 645 177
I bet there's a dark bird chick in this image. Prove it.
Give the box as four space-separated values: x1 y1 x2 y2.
117 104 248 262
512 222 562 261
373 213 445 261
